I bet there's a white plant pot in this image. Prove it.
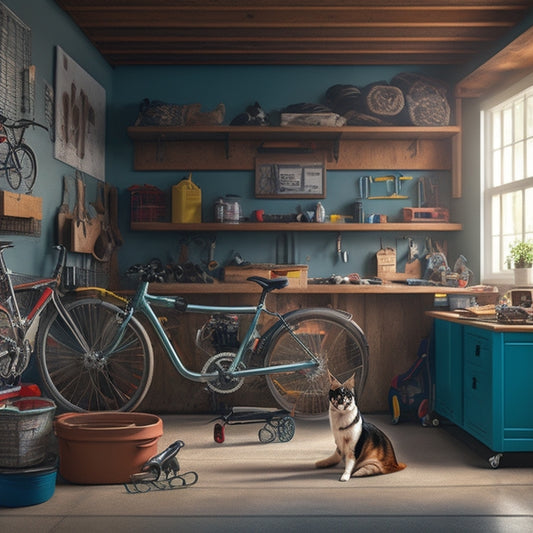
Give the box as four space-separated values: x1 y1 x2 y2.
514 267 533 286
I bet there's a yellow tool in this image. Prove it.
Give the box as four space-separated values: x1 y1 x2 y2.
368 175 413 199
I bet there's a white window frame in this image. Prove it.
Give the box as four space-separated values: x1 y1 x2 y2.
481 73 533 284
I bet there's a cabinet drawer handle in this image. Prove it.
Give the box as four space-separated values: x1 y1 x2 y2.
475 344 481 356
472 377 477 389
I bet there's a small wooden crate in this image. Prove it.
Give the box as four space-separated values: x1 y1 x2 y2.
224 264 308 288
0 191 42 220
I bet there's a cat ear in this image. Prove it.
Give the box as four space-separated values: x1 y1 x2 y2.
343 374 356 391
329 371 343 390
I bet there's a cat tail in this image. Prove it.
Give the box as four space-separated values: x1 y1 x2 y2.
352 458 406 477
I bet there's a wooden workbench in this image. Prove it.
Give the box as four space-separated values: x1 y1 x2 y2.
137 283 498 415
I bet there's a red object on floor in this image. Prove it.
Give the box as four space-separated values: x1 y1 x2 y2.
0 383 41 402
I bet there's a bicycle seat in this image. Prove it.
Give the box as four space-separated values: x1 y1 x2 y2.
247 276 288 292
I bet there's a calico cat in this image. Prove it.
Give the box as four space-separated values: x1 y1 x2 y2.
316 374 406 481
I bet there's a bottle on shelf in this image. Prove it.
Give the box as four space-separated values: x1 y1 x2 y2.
315 202 325 223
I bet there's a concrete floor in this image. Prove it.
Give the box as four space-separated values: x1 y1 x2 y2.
3 413 533 532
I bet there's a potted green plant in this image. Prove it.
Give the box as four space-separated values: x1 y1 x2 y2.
507 239 533 285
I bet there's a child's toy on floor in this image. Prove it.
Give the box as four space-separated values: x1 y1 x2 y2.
388 338 439 427
212 407 295 443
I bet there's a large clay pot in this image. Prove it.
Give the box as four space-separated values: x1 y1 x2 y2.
54 412 163 484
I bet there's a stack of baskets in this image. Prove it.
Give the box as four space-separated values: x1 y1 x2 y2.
0 397 58 507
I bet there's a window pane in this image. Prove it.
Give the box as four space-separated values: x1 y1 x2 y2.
492 236 500 272
492 111 501 149
514 141 524 180
501 190 522 236
503 235 515 270
515 98 524 141
502 146 513 183
492 149 501 186
526 187 533 233
492 194 500 235
527 96 533 138
527 138 533 178
503 107 513 145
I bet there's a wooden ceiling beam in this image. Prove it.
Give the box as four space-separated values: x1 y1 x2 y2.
61 8 525 29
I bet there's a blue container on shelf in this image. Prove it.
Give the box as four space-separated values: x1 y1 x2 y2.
0 454 57 507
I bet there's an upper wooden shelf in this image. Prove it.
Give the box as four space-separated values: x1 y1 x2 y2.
127 123 462 197
131 221 462 232
127 125 461 142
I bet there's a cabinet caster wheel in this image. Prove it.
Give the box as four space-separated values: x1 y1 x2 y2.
214 423 225 443
489 453 503 469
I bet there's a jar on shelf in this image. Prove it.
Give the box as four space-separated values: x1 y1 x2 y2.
223 195 241 223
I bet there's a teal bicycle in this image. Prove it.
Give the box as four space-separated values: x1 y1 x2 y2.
37 265 369 419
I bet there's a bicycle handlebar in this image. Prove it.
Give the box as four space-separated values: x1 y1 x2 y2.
0 114 48 131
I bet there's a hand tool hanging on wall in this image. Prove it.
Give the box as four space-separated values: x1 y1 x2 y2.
57 175 74 246
71 173 101 254
368 174 412 199
336 232 349 263
93 183 118 262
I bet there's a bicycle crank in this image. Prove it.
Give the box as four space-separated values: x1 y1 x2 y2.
201 352 245 394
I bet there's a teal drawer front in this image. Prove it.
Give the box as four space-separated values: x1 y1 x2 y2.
463 363 493 448
464 330 491 368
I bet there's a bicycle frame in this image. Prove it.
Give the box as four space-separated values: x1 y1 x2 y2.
98 280 320 384
0 245 92 366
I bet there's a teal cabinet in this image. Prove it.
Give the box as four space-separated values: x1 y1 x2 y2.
434 319 463 426
433 317 533 456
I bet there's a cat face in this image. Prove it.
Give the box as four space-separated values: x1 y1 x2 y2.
329 386 356 411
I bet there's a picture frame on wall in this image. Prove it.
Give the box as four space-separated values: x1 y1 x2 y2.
54 46 106 181
255 153 326 198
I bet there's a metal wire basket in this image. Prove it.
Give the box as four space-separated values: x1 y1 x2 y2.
0 397 56 468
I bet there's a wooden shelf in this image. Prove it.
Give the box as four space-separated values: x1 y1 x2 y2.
127 125 461 142
128 123 462 197
131 221 462 232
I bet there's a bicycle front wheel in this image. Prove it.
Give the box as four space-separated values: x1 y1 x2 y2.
37 298 154 412
5 144 36 192
262 308 368 419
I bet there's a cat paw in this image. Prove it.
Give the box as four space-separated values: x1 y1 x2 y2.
339 473 350 482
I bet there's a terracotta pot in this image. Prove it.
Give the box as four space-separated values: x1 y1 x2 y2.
54 412 163 484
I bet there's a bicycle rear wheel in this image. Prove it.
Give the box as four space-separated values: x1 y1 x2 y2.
5 144 36 192
37 298 153 412
262 308 368 419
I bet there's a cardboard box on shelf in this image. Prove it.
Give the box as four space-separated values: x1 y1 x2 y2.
224 264 308 288
0 191 42 220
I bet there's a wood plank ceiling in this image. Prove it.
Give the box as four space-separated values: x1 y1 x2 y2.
55 0 532 67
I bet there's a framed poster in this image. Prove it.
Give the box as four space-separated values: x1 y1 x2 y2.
54 46 106 181
255 153 326 198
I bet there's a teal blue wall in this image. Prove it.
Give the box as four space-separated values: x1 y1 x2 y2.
110 64 458 280
3 0 112 276
5 0 530 283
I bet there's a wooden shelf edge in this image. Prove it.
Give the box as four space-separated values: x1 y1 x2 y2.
131 221 463 232
142 282 495 295
127 125 461 142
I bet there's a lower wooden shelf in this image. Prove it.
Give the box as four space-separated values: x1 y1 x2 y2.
131 221 462 232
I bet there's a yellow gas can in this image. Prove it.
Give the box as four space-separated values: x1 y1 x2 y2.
172 173 201 223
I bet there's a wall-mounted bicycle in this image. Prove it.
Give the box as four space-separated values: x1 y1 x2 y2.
0 114 47 194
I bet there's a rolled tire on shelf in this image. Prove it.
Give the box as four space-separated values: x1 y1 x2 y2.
391 73 451 126
358 82 405 124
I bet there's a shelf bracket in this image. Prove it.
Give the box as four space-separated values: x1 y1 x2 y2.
224 134 230 159
333 136 341 163
156 136 166 162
